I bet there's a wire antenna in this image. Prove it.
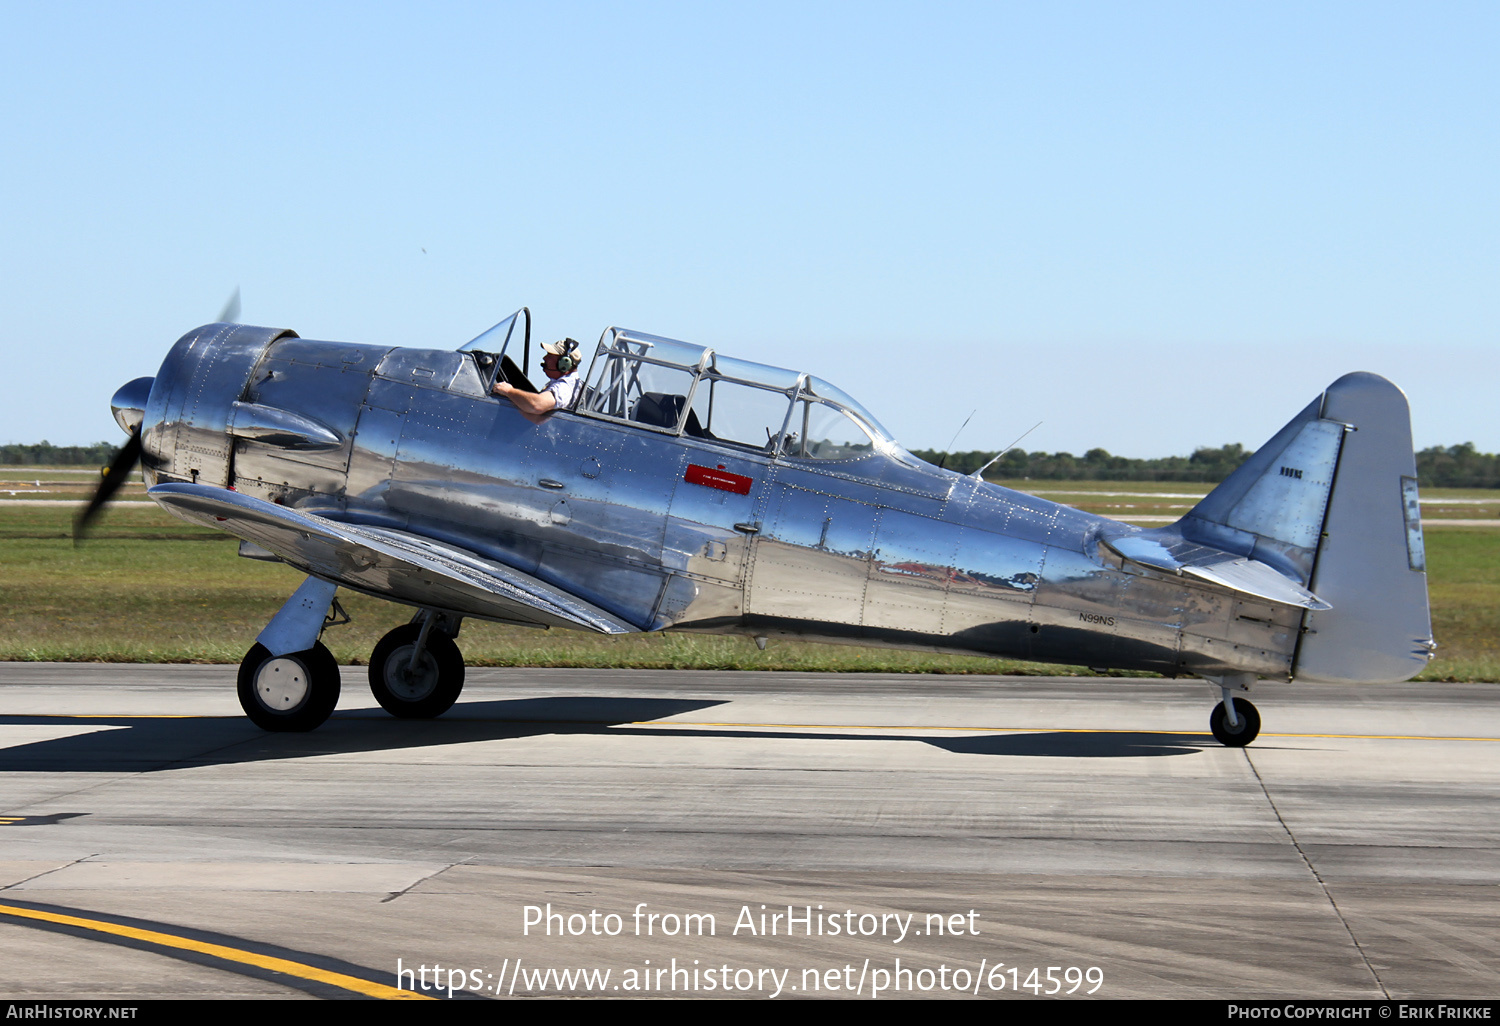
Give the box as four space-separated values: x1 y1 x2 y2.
969 420 1043 481
936 409 976 470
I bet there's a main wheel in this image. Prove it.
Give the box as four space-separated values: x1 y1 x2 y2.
237 641 341 732
1209 697 1261 747
368 623 465 719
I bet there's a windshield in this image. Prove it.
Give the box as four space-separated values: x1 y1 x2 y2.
458 308 530 363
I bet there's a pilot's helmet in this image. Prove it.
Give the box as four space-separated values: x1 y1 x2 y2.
542 338 581 374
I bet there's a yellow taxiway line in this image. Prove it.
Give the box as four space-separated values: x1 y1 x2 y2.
0 902 430 1000
627 720 1500 743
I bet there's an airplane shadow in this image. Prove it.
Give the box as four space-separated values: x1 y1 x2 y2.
0 697 1213 774
0 697 723 774
926 730 1205 758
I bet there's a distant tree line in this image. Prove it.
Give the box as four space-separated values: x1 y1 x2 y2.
913 442 1500 489
0 441 121 466
1415 443 1500 489
6 439 1499 488
910 444 1256 483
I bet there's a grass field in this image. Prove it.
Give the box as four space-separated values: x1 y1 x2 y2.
1 487 1494 680
6 467 1498 519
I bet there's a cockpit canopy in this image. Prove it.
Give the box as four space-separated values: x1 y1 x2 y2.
459 311 895 460
578 328 896 460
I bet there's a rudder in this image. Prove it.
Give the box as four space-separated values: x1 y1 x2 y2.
1292 372 1433 683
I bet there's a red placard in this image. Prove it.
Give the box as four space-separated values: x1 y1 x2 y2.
684 464 753 495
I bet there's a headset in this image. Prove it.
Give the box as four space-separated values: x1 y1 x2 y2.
549 338 581 375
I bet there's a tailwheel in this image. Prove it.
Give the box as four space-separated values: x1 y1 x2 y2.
238 641 341 732
1209 697 1261 747
368 622 465 719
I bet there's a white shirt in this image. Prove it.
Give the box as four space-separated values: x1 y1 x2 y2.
542 371 581 411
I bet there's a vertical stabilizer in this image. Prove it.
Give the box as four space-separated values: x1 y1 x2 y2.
1178 394 1343 586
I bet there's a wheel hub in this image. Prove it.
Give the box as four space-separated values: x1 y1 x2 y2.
383 645 439 701
255 657 310 712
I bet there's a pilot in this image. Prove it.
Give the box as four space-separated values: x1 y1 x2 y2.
491 338 582 425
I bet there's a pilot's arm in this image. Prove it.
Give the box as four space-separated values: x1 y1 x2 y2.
492 380 559 425
495 345 580 424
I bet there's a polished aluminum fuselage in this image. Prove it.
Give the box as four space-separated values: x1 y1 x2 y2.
141 325 1301 680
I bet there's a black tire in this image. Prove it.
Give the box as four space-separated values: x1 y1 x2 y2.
368 623 465 719
1210 697 1261 747
237 641 341 732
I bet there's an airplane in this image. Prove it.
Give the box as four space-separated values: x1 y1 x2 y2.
82 307 1435 745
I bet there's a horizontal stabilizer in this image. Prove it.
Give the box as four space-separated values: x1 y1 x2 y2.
1102 531 1330 610
149 482 640 634
1181 558 1330 610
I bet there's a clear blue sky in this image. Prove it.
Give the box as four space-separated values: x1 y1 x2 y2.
2 1 1495 458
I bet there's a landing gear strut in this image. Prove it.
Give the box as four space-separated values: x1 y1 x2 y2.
368 613 465 719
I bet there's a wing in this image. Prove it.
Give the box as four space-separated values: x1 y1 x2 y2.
148 482 640 634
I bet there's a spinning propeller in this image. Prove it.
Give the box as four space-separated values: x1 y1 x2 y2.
73 410 146 539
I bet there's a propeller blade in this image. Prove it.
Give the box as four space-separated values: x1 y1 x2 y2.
73 429 143 540
218 287 241 324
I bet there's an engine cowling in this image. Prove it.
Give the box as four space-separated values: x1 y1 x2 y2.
142 323 298 487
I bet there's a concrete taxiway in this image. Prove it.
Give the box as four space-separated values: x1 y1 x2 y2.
1 663 1497 1000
